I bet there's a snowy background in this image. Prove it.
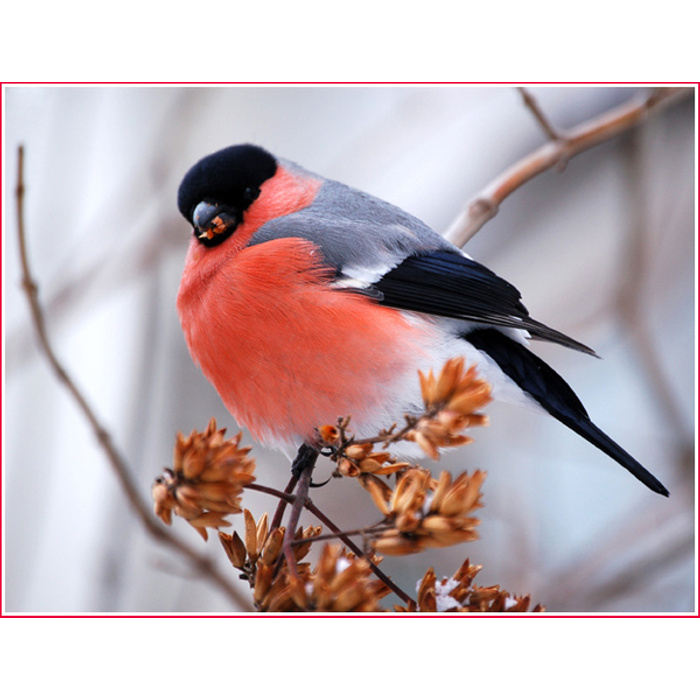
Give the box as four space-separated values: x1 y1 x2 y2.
3 85 696 613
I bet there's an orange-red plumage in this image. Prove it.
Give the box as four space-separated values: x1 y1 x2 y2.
178 235 431 447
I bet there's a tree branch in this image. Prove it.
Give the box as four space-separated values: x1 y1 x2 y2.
15 145 251 611
517 86 563 142
444 87 694 247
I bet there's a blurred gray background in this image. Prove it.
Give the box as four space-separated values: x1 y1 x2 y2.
4 85 695 613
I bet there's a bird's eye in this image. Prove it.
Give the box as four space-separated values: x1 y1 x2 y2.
243 186 260 205
192 201 241 247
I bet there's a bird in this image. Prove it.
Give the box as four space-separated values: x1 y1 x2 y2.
175 143 669 496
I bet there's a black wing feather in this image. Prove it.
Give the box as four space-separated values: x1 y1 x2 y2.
372 251 597 356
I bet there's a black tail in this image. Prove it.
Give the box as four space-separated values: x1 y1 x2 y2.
466 329 669 496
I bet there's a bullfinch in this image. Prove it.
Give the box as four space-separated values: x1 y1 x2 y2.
176 143 668 496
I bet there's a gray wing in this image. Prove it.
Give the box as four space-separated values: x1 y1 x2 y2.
248 175 455 282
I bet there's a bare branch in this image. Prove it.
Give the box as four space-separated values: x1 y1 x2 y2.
517 86 563 142
280 447 318 578
444 87 694 247
15 145 250 611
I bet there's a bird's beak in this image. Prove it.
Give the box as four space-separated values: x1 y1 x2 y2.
192 201 239 243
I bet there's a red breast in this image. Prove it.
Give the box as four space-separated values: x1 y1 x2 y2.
177 166 433 447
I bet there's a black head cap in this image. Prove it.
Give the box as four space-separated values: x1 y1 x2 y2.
177 144 278 225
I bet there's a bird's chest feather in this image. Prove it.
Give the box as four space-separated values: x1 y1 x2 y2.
177 237 432 445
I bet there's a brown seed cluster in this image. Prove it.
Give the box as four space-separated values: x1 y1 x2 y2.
366 468 486 555
318 360 491 513
336 442 413 478
294 544 390 613
219 509 322 612
220 512 388 613
396 559 545 613
152 418 256 540
408 358 491 459
319 360 490 467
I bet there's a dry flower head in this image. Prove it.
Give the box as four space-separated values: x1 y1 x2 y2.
219 509 319 572
152 418 256 539
396 559 545 613
289 544 391 613
218 510 322 612
335 442 413 478
367 468 486 555
408 358 491 459
219 518 389 612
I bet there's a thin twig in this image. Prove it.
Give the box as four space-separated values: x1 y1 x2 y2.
292 522 391 546
444 87 693 247
279 445 318 578
517 86 563 142
15 145 250 611
294 498 413 604
247 472 415 603
269 472 298 532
